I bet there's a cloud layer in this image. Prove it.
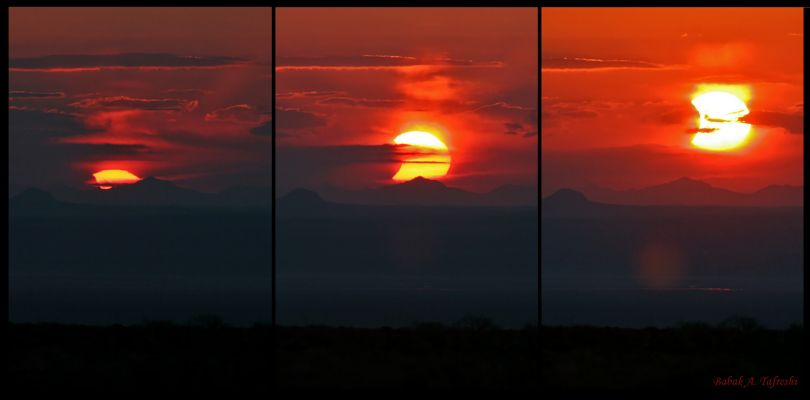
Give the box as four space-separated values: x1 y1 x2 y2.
10 53 249 72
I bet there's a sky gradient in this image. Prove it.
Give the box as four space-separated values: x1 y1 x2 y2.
542 8 803 195
9 7 271 192
276 7 538 194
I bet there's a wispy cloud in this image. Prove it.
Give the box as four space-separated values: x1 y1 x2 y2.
542 56 680 72
318 97 404 108
277 90 345 98
277 54 503 72
204 104 265 123
70 96 199 112
10 53 250 72
9 90 65 100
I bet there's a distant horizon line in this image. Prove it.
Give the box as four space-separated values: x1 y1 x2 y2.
543 176 803 197
11 175 539 197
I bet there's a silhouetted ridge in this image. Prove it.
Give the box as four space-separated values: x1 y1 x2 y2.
95 176 206 206
675 176 702 185
575 177 802 207
746 184 803 206
380 177 455 196
10 179 275 209
128 176 176 189
9 188 77 216
543 188 589 205
400 176 447 189
319 178 537 206
541 189 609 217
280 188 324 206
277 188 329 218
654 176 712 190
10 188 60 209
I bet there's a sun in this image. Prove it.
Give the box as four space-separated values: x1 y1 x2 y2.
392 130 451 181
393 131 448 150
92 169 141 189
690 89 752 151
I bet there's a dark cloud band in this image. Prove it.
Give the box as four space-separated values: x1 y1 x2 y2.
10 53 249 72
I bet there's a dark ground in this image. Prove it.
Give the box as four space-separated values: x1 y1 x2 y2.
9 320 538 392
276 321 539 390
9 320 803 393
9 320 272 393
543 320 804 394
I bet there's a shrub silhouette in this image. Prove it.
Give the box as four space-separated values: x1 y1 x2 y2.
452 315 499 331
187 314 228 329
542 320 802 391
718 315 765 331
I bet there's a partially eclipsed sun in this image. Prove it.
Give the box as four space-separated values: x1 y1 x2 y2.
392 130 451 181
93 169 141 189
691 90 752 151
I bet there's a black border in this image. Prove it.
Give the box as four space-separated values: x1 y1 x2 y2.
4 3 806 394
271 5 278 390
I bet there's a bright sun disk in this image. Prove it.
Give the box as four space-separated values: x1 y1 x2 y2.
392 130 451 181
690 90 752 151
92 169 141 189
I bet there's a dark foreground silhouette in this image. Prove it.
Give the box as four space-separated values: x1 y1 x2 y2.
276 319 538 390
9 318 538 392
10 318 801 392
9 318 271 393
543 318 804 392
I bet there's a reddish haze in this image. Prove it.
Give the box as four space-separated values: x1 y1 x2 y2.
277 8 538 193
542 8 803 196
9 8 271 192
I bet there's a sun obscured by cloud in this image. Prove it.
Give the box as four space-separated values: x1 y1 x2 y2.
541 7 803 194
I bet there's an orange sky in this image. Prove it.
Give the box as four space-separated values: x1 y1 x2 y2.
542 8 803 195
277 8 538 194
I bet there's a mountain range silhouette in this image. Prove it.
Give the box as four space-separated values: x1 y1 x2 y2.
10 176 537 211
542 187 803 220
10 176 271 211
572 177 802 207
299 176 538 207
12 176 799 214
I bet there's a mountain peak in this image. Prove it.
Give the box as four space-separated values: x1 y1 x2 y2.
11 188 57 205
747 184 803 206
646 177 715 192
280 188 324 204
669 176 708 186
278 188 327 215
755 184 800 192
401 176 447 188
542 189 597 215
544 188 589 204
569 177 802 207
134 176 174 187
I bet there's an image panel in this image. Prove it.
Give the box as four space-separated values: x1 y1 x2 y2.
9 7 272 391
276 7 538 389
541 7 803 391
